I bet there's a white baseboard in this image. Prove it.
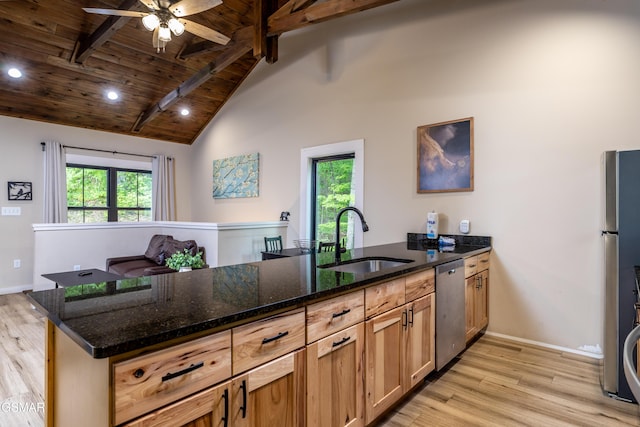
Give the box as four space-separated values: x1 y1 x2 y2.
0 285 33 295
484 331 603 360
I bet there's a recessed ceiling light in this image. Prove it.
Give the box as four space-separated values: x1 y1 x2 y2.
106 91 119 101
180 108 190 116
7 68 22 79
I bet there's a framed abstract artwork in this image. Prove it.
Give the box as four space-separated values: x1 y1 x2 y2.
417 117 474 193
212 153 259 199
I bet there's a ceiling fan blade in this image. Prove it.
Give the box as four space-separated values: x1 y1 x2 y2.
170 0 222 17
83 8 147 18
180 18 230 45
138 0 159 11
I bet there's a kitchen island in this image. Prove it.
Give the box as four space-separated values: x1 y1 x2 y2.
29 237 491 426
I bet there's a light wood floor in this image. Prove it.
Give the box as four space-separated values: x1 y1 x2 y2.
0 292 45 427
379 335 639 427
0 292 638 426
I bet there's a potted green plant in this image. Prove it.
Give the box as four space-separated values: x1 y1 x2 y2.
165 249 205 272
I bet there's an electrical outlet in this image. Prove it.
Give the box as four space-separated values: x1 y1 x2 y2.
460 220 470 234
13 259 21 268
73 265 81 271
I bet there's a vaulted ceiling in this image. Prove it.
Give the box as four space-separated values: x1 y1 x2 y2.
0 0 400 144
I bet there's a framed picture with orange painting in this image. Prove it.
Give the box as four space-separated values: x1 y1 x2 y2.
417 117 474 193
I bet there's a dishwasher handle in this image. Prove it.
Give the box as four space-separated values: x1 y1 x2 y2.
436 259 464 276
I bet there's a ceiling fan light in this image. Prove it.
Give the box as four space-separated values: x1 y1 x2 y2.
142 14 160 31
168 18 185 36
158 25 172 42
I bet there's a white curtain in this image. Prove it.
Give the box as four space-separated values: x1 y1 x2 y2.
152 155 176 221
43 141 68 223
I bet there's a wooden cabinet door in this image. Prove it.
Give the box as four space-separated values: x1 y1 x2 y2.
365 306 405 424
475 270 489 331
466 270 489 343
232 350 305 427
404 294 435 390
124 380 231 427
465 275 478 343
307 323 365 427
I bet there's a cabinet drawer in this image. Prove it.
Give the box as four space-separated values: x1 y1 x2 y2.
365 278 405 319
405 269 435 301
478 251 490 271
113 330 231 426
306 291 364 344
464 256 478 278
232 308 305 375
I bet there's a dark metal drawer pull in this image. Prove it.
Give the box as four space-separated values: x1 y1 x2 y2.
332 308 351 319
262 331 289 344
332 336 351 348
162 361 204 382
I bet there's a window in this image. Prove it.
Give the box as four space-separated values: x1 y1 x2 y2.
300 139 364 248
66 164 151 223
311 154 355 243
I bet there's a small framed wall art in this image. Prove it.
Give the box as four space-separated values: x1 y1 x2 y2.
212 153 259 199
8 181 32 201
417 117 474 193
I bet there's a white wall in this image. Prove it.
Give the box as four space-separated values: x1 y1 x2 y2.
0 116 192 293
190 0 640 352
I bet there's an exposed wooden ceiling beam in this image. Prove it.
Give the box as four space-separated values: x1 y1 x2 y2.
268 0 400 36
254 0 280 63
132 26 253 132
178 39 227 59
270 0 317 21
74 0 143 64
179 0 314 60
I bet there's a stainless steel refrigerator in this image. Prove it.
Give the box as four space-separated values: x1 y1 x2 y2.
602 150 640 402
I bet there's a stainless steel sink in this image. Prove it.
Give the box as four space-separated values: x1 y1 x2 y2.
320 257 413 274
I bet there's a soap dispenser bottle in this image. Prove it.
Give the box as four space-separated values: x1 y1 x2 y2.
427 211 439 239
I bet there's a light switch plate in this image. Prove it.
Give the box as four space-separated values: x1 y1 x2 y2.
1 207 21 216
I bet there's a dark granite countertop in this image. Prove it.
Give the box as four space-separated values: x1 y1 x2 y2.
29 237 491 359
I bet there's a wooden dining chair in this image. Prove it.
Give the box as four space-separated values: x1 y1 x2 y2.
317 241 336 253
264 236 283 252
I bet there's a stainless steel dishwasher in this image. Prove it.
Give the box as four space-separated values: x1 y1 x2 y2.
435 259 466 370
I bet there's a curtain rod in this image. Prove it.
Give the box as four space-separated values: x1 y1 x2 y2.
40 142 170 160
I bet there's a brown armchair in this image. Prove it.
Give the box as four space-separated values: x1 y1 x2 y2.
106 234 207 278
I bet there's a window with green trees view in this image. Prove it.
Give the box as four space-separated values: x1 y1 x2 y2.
312 154 355 243
66 165 152 223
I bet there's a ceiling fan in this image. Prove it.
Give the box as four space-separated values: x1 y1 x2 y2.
83 0 230 52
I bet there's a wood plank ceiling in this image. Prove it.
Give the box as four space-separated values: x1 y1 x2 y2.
0 0 400 145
